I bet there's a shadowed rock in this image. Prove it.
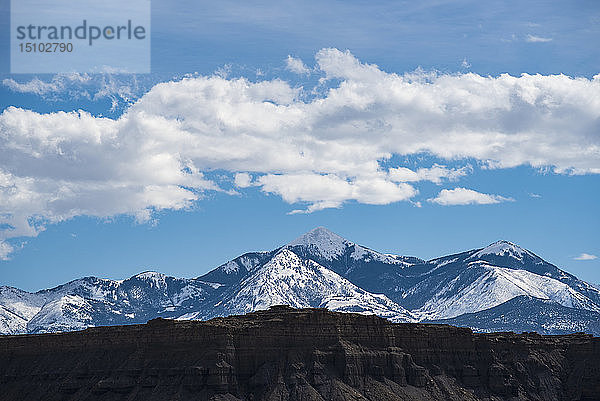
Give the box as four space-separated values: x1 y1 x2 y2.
0 306 598 400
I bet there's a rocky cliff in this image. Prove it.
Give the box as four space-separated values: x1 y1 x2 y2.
0 306 598 401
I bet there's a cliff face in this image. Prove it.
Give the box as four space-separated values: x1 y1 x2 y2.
0 306 598 401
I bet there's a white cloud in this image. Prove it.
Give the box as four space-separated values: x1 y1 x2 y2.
234 173 254 188
526 34 552 43
428 188 514 205
285 55 310 75
0 107 219 254
388 164 470 184
258 173 417 213
1 48 599 257
2 73 91 96
3 77 56 95
574 253 598 261
529 193 542 198
0 241 13 261
461 58 471 69
3 73 145 110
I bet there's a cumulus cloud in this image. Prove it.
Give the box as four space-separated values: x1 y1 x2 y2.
388 164 470 184
574 253 598 261
257 173 416 213
285 55 310 75
526 34 552 43
428 188 514 205
1 48 599 257
0 107 219 252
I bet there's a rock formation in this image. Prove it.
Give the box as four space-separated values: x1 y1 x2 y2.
0 306 598 401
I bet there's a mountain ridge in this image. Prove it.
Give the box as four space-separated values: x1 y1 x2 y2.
1 227 599 335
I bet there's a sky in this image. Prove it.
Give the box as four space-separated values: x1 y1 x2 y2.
0 0 599 291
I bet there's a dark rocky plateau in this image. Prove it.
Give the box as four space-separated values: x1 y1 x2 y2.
0 306 598 401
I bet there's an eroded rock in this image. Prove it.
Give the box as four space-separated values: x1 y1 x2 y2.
0 307 598 400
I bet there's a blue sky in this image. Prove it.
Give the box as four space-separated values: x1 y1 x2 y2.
0 0 599 291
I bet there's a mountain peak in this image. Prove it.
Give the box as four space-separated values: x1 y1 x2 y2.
134 271 166 279
287 227 352 260
131 271 168 287
291 226 341 241
470 240 533 261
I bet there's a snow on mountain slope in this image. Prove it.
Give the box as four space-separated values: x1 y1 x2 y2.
287 227 419 268
1 273 220 334
209 249 415 322
288 227 350 260
428 295 600 335
26 295 96 334
465 240 578 283
455 241 600 309
286 227 424 297
0 286 48 321
198 251 275 286
413 261 600 320
0 305 29 335
469 240 535 261
385 239 600 314
0 286 50 334
2 228 599 336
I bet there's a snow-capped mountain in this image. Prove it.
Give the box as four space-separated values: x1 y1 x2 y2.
1 273 220 334
1 227 599 335
427 295 600 335
343 239 600 322
285 227 425 299
0 286 49 334
286 227 423 273
411 261 599 321
206 249 414 322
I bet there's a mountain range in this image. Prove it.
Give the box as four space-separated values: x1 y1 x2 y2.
1 227 599 335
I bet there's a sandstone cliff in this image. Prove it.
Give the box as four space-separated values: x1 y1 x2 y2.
0 306 598 401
